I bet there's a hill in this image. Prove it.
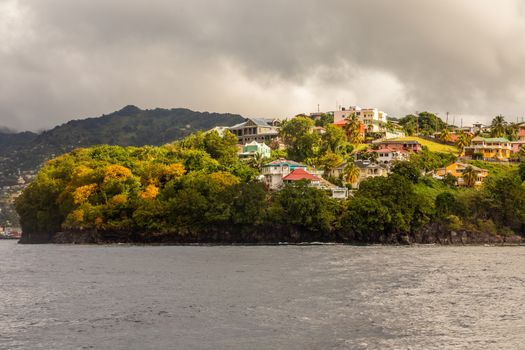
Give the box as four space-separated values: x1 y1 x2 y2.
0 106 245 226
0 106 245 186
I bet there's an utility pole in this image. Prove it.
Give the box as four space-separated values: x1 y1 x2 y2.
446 112 449 126
415 111 419 135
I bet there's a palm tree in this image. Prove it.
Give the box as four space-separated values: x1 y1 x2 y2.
343 113 364 145
439 128 452 143
462 166 477 187
455 131 471 156
344 161 361 187
247 152 265 171
490 115 507 138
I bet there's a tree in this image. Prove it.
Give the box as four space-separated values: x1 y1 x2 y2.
461 166 477 187
439 128 452 143
343 113 364 145
314 113 334 127
391 161 420 183
270 182 336 232
343 161 360 186
321 124 347 154
490 115 507 138
399 114 418 136
519 161 525 181
455 131 471 155
279 117 320 162
318 151 344 177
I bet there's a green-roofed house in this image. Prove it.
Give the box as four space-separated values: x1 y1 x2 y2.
464 136 512 161
239 141 271 159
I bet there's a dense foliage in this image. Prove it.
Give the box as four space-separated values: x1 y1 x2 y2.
15 129 525 244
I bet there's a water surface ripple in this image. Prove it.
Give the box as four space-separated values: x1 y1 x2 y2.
1 241 524 349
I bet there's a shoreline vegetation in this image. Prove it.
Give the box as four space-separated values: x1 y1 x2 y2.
15 118 525 245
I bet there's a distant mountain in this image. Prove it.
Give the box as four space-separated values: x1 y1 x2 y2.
0 105 245 186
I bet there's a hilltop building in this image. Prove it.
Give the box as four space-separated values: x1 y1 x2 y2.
228 118 280 144
333 106 388 133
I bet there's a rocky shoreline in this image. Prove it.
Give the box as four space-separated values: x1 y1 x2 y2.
18 224 524 246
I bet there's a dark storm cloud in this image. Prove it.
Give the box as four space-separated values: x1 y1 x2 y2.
2 0 525 130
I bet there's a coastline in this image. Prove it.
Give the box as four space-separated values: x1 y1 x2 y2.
18 226 524 246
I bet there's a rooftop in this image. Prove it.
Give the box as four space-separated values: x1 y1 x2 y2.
283 168 321 182
263 159 306 168
471 137 510 143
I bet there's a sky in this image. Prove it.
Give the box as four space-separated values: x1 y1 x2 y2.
2 0 525 131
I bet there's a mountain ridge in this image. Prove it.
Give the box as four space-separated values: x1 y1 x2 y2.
0 105 246 186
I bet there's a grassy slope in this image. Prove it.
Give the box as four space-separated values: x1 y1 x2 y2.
467 160 518 177
391 136 458 154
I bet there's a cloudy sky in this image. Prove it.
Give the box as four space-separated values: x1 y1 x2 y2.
2 0 525 131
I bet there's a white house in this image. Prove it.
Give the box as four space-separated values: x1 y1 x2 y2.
333 106 388 133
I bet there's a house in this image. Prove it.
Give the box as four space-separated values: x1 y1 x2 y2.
283 168 348 199
463 137 511 161
376 140 422 153
228 118 280 144
331 160 389 189
238 141 271 159
354 160 389 187
262 159 308 190
333 106 388 133
370 148 408 164
434 162 488 186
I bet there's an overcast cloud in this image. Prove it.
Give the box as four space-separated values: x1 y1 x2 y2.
1 0 525 131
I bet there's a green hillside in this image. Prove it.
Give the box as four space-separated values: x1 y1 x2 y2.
0 106 245 186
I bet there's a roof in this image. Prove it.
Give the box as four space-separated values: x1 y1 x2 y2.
472 137 510 142
262 159 306 168
380 140 421 145
519 129 525 137
334 119 348 126
453 162 486 172
354 160 388 169
283 168 321 182
249 118 276 127
372 148 395 153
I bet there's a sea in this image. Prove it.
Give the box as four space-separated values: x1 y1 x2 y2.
1 240 524 349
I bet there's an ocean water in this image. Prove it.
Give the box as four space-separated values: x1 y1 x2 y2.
1 241 524 349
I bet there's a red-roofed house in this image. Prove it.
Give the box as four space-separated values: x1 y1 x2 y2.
283 168 322 183
283 169 348 199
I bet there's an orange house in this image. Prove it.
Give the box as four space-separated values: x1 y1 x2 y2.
435 162 488 186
